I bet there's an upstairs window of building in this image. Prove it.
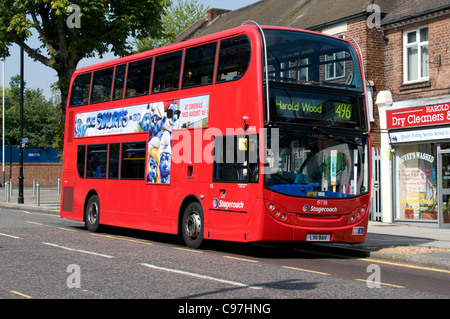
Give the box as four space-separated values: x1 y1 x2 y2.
403 27 429 83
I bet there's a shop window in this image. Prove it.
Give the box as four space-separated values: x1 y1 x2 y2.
182 42 217 88
403 27 429 83
216 35 251 82
121 142 146 180
86 144 108 179
395 143 437 220
152 51 182 92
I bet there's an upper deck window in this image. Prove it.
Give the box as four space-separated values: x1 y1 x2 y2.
69 73 91 107
264 30 363 91
125 58 153 97
90 67 114 103
182 42 217 88
216 35 251 82
152 51 182 93
113 64 127 100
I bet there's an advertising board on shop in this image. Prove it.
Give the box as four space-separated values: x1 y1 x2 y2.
386 103 450 130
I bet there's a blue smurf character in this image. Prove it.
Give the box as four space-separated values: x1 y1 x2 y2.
159 131 171 183
147 137 161 183
149 114 166 139
74 118 88 137
149 103 166 139
139 112 151 132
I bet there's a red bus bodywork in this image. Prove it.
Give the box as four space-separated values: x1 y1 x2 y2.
60 25 370 247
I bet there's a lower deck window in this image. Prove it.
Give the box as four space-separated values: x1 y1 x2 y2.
86 144 108 179
121 142 146 180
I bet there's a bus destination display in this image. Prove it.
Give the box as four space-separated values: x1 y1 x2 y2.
271 89 356 124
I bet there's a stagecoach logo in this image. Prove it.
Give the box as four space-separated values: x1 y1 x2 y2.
213 198 244 210
302 204 338 214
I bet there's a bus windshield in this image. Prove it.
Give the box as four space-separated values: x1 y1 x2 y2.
264 129 369 198
264 29 363 91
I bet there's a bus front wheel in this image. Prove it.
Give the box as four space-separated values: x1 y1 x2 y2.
181 202 204 248
85 195 101 232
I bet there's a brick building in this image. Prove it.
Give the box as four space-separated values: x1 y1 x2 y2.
376 0 450 227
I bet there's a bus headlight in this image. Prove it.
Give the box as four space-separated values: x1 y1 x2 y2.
265 201 290 224
347 204 368 224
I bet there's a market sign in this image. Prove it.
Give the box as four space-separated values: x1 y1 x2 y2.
386 103 450 129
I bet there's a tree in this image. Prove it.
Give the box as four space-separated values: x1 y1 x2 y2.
1 75 60 148
134 0 208 52
0 0 170 149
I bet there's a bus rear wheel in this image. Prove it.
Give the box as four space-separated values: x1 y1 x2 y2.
181 202 204 248
85 195 101 232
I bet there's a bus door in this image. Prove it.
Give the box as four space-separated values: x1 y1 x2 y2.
208 134 260 240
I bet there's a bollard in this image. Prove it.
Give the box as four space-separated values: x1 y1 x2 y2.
9 178 12 197
58 178 61 195
5 181 9 202
33 178 36 195
36 182 40 206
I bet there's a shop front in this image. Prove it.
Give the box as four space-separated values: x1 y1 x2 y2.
385 99 450 228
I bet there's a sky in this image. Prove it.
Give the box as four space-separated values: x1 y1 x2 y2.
1 0 260 100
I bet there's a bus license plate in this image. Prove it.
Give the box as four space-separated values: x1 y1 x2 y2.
306 234 330 242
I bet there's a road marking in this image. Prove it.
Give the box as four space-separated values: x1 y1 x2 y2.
90 233 153 245
139 263 263 290
11 290 32 299
357 257 450 274
43 242 114 258
174 247 203 253
25 221 43 226
282 266 330 276
224 256 259 263
58 227 78 232
355 278 405 288
297 247 450 274
0 232 20 239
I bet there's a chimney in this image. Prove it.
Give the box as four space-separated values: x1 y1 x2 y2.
207 8 230 22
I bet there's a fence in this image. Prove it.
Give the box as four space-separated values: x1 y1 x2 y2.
371 147 382 221
0 147 62 187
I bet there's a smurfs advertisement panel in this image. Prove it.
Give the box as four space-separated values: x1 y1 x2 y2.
179 95 209 128
74 103 156 137
146 95 209 184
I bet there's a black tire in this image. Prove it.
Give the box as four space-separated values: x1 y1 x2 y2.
181 202 204 248
85 195 101 232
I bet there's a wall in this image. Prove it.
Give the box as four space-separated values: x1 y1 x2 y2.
4 163 62 187
384 14 450 101
343 18 386 148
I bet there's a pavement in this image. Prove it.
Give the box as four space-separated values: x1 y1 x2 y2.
1 187 450 271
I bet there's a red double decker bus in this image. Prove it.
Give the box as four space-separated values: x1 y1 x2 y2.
60 23 371 248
